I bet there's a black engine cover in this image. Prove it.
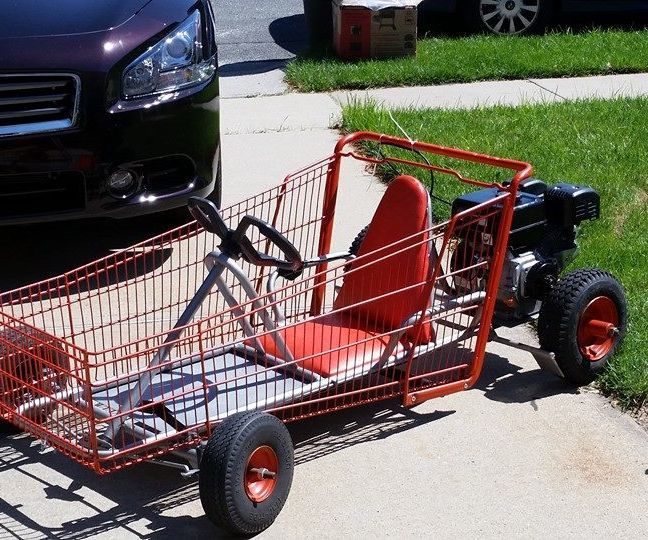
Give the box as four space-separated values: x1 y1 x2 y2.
451 180 547 253
545 183 600 227
451 178 600 255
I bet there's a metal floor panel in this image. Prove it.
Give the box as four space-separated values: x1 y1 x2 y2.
92 351 314 438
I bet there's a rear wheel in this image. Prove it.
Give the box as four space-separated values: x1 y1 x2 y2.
538 269 627 385
199 411 294 536
462 0 552 35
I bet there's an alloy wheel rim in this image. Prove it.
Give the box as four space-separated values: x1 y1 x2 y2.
479 0 540 35
244 445 279 503
577 296 620 362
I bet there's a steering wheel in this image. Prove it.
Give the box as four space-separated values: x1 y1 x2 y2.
188 197 304 279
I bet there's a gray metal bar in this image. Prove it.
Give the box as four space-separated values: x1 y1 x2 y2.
266 252 353 324
214 273 263 351
103 248 303 444
374 292 485 373
103 263 227 442
206 251 295 364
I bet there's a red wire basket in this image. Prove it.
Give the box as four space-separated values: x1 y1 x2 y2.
0 132 532 473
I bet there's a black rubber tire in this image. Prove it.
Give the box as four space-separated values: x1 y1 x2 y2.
462 0 553 35
537 268 628 386
348 225 369 256
199 411 294 536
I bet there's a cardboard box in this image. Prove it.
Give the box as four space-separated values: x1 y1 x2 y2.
332 0 417 60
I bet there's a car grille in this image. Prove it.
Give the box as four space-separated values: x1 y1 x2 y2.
0 74 80 138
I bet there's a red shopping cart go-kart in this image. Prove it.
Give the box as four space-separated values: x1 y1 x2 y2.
0 132 627 535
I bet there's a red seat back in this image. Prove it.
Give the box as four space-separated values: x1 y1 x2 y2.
333 175 433 344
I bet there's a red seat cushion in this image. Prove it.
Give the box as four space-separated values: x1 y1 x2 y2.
255 175 432 378
333 175 433 344
256 313 399 378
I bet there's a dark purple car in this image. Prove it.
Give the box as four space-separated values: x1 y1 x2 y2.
0 0 220 224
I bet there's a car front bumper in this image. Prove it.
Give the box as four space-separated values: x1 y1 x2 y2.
0 74 220 225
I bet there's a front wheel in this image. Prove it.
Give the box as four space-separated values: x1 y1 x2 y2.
462 0 552 35
537 268 628 385
199 411 294 536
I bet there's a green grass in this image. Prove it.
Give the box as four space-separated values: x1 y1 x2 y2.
286 29 648 92
341 97 648 410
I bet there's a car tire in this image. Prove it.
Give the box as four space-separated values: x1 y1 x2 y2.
537 268 628 386
199 411 294 536
462 0 553 35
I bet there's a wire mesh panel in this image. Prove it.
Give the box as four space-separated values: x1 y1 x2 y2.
0 133 532 472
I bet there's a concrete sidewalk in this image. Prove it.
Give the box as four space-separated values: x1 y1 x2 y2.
221 73 648 137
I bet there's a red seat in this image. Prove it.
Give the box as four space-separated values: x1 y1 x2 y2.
258 175 432 378
333 174 432 344
257 312 399 378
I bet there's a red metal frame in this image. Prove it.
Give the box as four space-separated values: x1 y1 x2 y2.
245 445 279 503
0 132 533 474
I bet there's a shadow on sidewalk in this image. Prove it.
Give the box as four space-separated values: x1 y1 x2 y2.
476 349 577 407
0 211 190 293
0 439 212 539
289 399 454 466
0 398 450 539
0 346 577 538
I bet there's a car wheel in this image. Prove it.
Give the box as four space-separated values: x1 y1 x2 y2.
537 269 628 386
463 0 552 35
199 411 294 536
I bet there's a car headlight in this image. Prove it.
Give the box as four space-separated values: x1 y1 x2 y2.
122 10 215 99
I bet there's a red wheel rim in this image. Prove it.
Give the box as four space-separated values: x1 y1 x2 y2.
577 296 619 362
245 445 278 503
